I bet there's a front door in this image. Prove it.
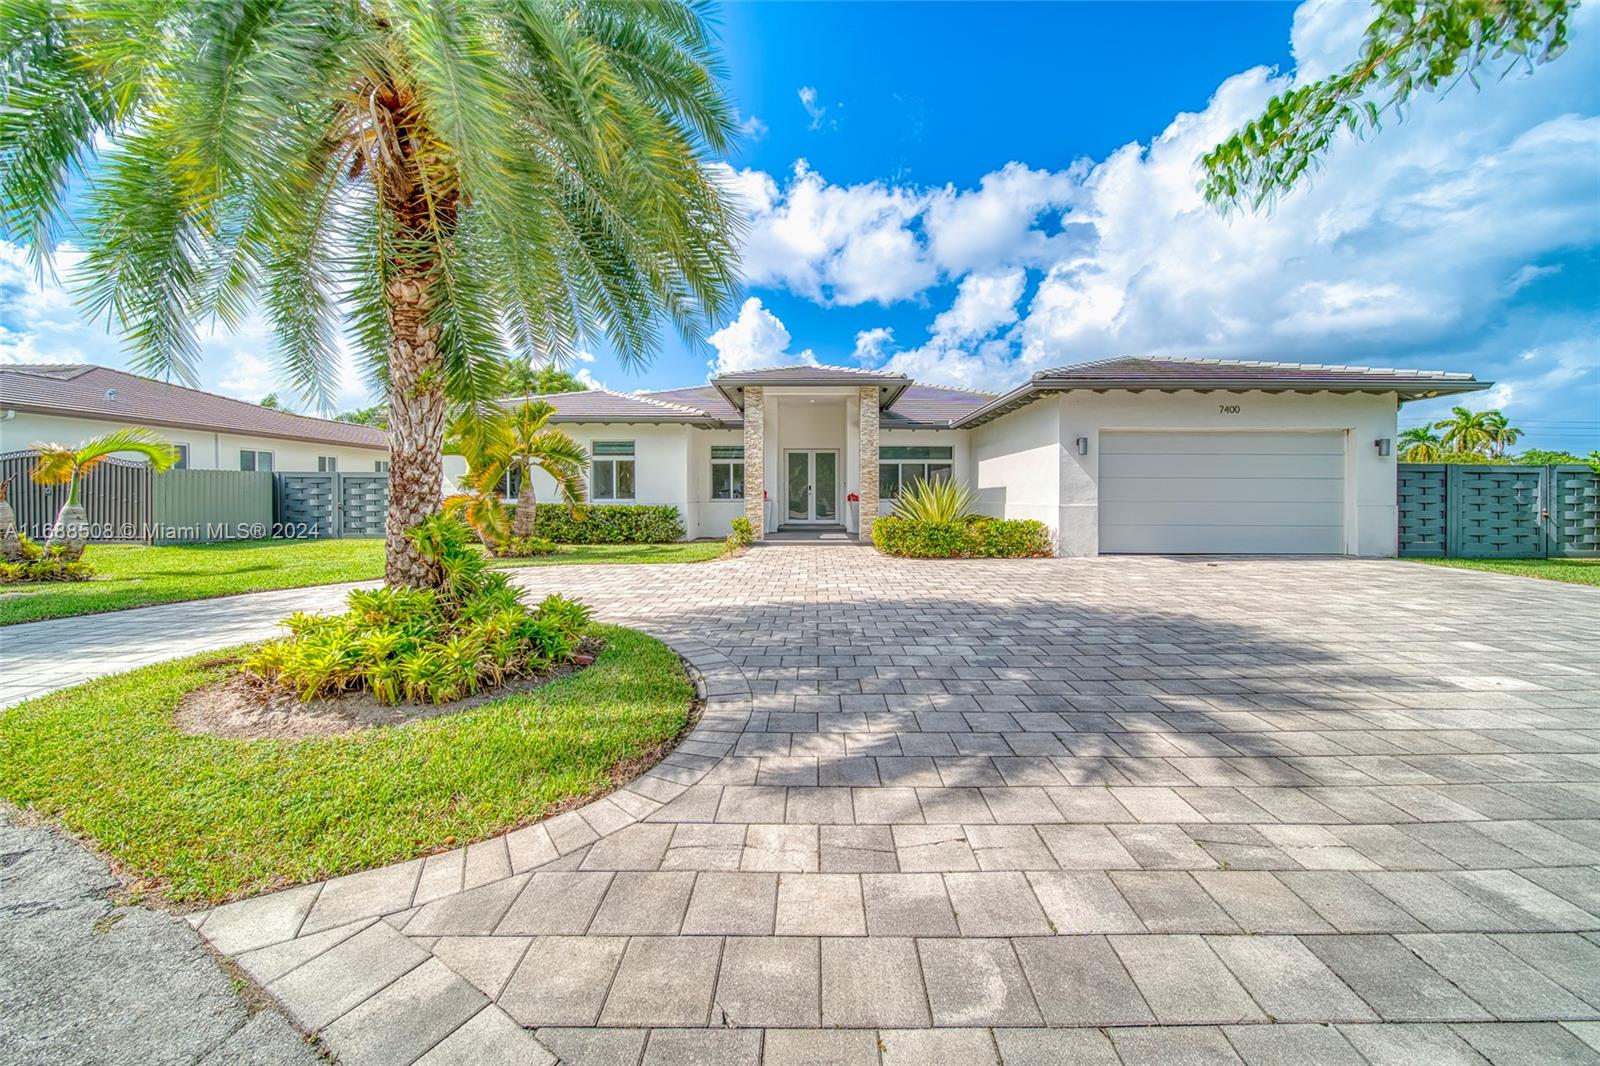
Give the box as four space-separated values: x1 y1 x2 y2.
785 449 839 523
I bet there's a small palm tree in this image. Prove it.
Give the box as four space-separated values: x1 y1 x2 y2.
1482 411 1523 458
1 2 739 588
1434 406 1496 455
445 401 587 550
1398 426 1443 462
30 428 178 559
442 461 511 552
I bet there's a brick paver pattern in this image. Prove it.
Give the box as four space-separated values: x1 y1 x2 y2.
24 546 1600 1065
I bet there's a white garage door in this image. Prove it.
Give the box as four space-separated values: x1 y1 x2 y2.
1099 431 1346 554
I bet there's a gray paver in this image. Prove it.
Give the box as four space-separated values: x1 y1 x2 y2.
599 936 721 1026
1012 935 1156 1026
1304 934 1494 1022
1206 935 1377 1022
320 957 486 1066
920 937 1042 1025
498 937 627 1026
1110 934 1266 1024
821 936 930 1026
712 936 820 1026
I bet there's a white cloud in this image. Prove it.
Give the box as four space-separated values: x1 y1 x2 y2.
931 270 1026 343
797 86 829 130
852 326 894 362
706 296 816 376
215 350 277 401
737 113 768 143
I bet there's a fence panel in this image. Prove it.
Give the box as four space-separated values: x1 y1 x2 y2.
1547 465 1600 558
338 473 389 538
1396 465 1448 557
150 469 274 543
1447 465 1546 559
274 473 340 538
0 449 149 543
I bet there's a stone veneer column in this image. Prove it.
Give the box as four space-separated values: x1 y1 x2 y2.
858 385 880 540
743 385 765 538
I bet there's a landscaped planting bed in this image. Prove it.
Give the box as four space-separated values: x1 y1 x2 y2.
873 514 1053 558
0 625 693 904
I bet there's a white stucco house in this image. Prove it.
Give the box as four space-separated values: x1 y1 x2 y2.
499 357 1488 556
0 363 394 473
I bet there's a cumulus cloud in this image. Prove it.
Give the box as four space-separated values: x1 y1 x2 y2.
724 0 1600 421
797 86 831 131
852 326 894 362
706 296 816 376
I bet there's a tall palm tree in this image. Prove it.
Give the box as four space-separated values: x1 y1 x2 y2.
0 2 740 587
1398 425 1443 463
1434 406 1496 456
1482 411 1523 458
30 427 178 559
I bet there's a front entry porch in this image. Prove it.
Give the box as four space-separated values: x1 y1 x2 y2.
742 384 880 542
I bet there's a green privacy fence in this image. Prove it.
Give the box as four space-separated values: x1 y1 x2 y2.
1397 463 1600 559
150 469 274 543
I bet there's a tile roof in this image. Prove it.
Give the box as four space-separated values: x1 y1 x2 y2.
711 364 908 383
0 364 387 449
881 383 996 427
954 356 1491 427
505 388 719 424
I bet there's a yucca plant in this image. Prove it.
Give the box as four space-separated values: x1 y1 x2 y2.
893 477 976 525
0 1 741 588
29 428 178 559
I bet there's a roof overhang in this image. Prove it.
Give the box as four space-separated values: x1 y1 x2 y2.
711 373 911 412
4 401 390 450
952 376 1493 429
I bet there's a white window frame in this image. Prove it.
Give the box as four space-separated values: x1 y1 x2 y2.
239 448 274 472
710 445 745 501
374 460 390 472
172 443 190 470
317 456 338 472
879 446 954 500
591 441 636 502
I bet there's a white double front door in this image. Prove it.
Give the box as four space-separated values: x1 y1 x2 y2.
784 449 840 524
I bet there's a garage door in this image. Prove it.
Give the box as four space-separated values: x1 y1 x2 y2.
1099 431 1346 554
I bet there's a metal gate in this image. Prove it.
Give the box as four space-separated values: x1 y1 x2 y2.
0 449 151 543
1398 463 1600 559
274 471 388 538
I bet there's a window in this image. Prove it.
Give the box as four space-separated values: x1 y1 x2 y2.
239 449 274 472
500 468 524 500
374 460 389 472
317 456 338 472
879 445 953 499
710 445 745 500
591 440 635 501
172 444 189 470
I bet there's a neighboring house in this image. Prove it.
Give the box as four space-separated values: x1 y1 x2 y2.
494 358 1488 556
0 364 393 473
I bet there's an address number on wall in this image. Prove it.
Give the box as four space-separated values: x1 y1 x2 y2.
1218 404 1241 414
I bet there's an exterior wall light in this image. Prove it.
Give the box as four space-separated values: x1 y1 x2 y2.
1375 438 1392 457
1075 436 1089 455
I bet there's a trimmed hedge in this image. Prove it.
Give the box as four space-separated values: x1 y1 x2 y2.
527 504 685 544
872 514 1053 559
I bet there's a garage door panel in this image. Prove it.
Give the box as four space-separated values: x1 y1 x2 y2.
1102 431 1346 456
1101 452 1345 480
1101 523 1344 554
1098 430 1346 555
1098 475 1344 504
1104 500 1345 527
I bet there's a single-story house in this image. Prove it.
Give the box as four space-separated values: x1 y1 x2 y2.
499 357 1488 556
0 363 393 473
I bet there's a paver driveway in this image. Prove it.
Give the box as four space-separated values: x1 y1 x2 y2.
19 546 1600 1065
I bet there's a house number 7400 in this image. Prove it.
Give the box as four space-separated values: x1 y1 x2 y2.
1218 404 1241 414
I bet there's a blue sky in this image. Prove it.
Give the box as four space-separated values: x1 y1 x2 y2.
2 0 1596 451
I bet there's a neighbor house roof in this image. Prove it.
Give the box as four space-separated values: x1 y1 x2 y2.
0 364 388 449
710 364 912 411
953 356 1492 428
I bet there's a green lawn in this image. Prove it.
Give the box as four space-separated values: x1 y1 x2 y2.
1410 557 1600 588
0 538 726 625
0 626 691 903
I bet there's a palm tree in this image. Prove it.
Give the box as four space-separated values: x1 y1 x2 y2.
1482 411 1523 458
442 461 512 552
1434 406 1496 456
446 400 587 548
0 2 739 587
1398 426 1443 463
30 428 178 559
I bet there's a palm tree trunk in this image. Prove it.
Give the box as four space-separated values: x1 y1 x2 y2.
512 462 536 539
383 269 446 588
46 474 89 560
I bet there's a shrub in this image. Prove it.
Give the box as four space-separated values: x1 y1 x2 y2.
499 535 559 557
726 515 755 550
0 534 97 582
531 504 684 544
245 514 595 705
894 477 976 524
872 514 1052 559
